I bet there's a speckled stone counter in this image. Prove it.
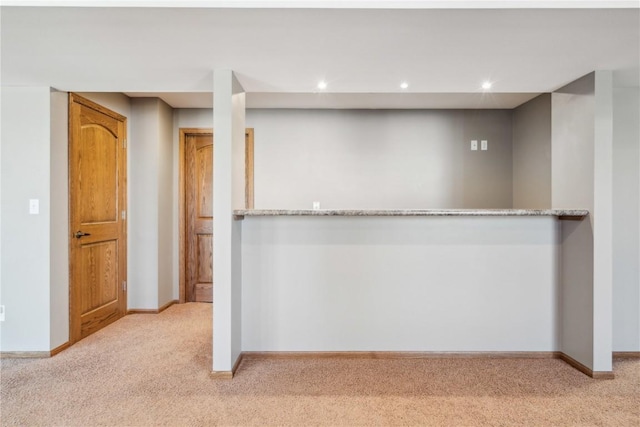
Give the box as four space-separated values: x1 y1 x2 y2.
234 209 589 219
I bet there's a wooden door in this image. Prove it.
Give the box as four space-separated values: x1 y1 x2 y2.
179 129 254 303
185 132 214 302
69 93 127 343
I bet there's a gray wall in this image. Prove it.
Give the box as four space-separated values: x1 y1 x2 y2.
130 98 161 309
157 99 175 306
552 74 596 369
242 216 560 352
129 98 175 309
512 94 552 208
0 87 52 351
612 86 640 351
174 109 514 213
247 109 513 210
50 90 69 349
552 72 614 372
211 72 246 372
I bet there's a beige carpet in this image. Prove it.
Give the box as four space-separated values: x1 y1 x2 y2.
1 303 638 427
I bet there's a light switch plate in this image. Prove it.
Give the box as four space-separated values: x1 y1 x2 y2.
481 140 488 151
29 199 39 215
313 201 320 210
471 140 478 151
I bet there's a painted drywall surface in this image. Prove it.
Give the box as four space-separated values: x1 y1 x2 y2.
612 87 640 351
0 87 51 351
157 99 175 307
231 88 246 367
172 107 512 239
462 110 513 208
174 108 213 129
592 71 613 371
50 90 69 349
242 216 560 351
129 98 160 309
212 72 245 372
512 94 552 209
552 73 597 370
246 109 513 210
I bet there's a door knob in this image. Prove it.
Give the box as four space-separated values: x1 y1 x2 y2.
74 231 91 238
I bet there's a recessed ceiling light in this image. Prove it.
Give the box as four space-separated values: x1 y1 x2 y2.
482 81 492 90
400 82 409 89
317 81 327 90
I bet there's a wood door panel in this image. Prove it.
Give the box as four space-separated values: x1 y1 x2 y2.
80 107 120 136
69 93 127 344
79 240 118 314
80 304 122 339
79 124 118 224
185 133 213 302
195 283 213 303
196 144 213 218
197 234 213 283
179 128 253 303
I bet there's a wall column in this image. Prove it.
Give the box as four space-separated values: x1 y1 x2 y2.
552 71 614 376
212 70 246 374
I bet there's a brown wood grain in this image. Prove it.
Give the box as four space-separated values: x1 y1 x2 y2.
557 352 615 379
50 342 71 357
242 351 562 360
178 128 254 303
185 131 214 302
210 353 244 379
613 351 640 359
69 93 127 344
245 128 255 209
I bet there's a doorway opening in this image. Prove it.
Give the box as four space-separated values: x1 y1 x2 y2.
178 128 254 303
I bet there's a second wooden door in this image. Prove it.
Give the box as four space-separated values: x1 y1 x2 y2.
185 132 214 302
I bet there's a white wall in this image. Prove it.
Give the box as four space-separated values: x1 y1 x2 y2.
552 72 614 373
612 86 640 351
247 109 513 209
50 90 69 349
242 216 560 352
129 97 175 310
130 98 161 309
157 99 175 307
592 71 613 371
0 87 52 351
552 74 595 370
512 94 552 209
212 71 246 372
172 108 514 210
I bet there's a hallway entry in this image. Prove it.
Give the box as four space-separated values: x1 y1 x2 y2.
68 93 128 343
179 128 254 303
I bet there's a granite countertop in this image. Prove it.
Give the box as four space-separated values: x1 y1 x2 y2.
233 209 589 219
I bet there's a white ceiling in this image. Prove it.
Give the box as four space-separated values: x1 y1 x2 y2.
124 92 541 109
1 4 638 108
